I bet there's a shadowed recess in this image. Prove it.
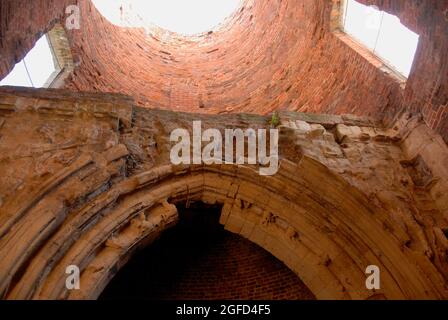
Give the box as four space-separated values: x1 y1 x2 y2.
100 203 316 300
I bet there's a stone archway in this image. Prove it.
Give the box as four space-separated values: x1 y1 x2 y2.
1 158 446 300
0 89 447 300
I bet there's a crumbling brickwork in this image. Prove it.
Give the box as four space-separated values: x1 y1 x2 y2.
1 0 447 142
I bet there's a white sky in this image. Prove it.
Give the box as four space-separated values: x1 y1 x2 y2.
92 0 242 36
0 35 56 87
343 0 419 77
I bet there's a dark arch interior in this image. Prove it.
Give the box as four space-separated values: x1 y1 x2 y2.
99 202 315 300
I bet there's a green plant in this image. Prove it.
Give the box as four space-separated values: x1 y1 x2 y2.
270 111 280 128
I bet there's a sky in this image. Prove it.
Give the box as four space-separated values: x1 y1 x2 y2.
92 0 242 36
0 35 56 87
343 0 419 77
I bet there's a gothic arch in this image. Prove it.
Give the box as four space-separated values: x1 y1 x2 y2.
1 154 446 300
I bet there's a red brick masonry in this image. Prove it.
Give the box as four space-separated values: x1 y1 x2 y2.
0 0 447 142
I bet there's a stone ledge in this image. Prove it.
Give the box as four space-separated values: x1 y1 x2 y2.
0 86 134 129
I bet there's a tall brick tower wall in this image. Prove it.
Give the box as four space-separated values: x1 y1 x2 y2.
1 0 447 141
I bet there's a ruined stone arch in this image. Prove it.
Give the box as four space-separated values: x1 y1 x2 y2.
0 0 447 304
1 156 446 300
0 89 447 300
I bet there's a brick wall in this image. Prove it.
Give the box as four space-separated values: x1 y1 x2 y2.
0 0 77 76
100 205 315 300
61 0 404 120
0 0 447 142
356 0 448 141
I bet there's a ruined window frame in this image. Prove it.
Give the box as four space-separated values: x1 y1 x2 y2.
330 0 419 88
43 24 76 88
0 24 74 89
